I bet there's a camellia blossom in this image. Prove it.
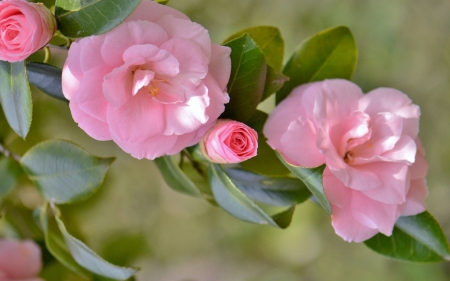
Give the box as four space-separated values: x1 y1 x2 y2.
264 79 428 242
0 239 43 281
0 0 56 62
200 119 258 163
62 0 231 159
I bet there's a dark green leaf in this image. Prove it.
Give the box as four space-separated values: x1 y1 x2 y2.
276 152 331 215
55 0 142 38
155 0 169 4
154 155 202 198
0 61 32 138
365 211 450 262
0 157 22 198
20 140 114 204
225 168 311 206
209 163 293 228
272 206 295 229
262 66 289 101
26 62 67 102
39 205 92 279
241 111 290 176
100 232 149 266
224 26 284 70
276 26 357 104
54 212 139 279
221 34 267 122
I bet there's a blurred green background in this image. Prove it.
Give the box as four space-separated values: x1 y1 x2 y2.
4 0 450 280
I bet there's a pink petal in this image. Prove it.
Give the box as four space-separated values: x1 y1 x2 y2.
132 69 155 96
359 162 409 204
62 63 80 101
160 37 209 82
103 57 145 108
101 21 168 67
409 139 428 180
323 167 351 209
79 35 107 72
379 135 417 164
331 206 379 243
75 66 110 121
69 97 111 141
157 15 211 58
313 79 363 129
107 91 165 144
126 0 189 23
398 178 428 216
359 88 420 138
163 83 209 135
111 131 178 160
209 44 232 91
202 73 229 123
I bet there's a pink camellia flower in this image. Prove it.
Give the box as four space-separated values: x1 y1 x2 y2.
264 79 428 242
0 239 43 281
62 0 231 160
200 119 258 163
0 0 56 62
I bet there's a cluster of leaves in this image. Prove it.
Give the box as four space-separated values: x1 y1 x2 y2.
0 1 449 281
155 25 450 263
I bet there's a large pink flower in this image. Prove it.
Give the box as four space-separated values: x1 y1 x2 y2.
0 0 56 62
0 239 43 281
264 79 428 242
62 0 231 159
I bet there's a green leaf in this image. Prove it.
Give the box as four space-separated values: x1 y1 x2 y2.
225 168 311 206
241 111 290 176
276 152 331 215
224 26 284 71
154 155 202 198
221 33 267 122
262 66 289 102
0 157 22 198
155 0 169 4
20 140 114 204
209 164 293 228
364 212 450 262
276 26 357 104
271 206 295 229
3 201 43 240
55 0 142 38
53 211 139 279
0 61 33 139
26 63 67 102
39 205 92 279
100 232 149 266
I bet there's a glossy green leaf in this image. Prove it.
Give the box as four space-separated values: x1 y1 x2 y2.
224 26 284 70
225 168 311 206
0 61 32 138
27 62 67 102
276 152 331 215
55 0 142 38
262 66 289 101
272 206 295 229
209 164 293 228
154 155 202 198
155 0 169 4
54 213 139 279
276 26 357 104
365 212 450 262
20 140 114 204
241 111 290 176
0 157 22 198
221 33 267 122
39 205 92 279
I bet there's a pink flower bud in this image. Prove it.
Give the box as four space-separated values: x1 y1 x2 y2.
200 119 258 164
0 239 43 280
0 0 57 62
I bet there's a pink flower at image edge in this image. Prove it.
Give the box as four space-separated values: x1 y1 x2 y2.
200 119 258 163
264 79 428 242
62 0 231 160
0 0 56 62
0 239 43 281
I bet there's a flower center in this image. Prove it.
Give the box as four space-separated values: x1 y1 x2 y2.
343 151 354 164
147 78 167 97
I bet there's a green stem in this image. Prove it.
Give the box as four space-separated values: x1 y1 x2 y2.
0 143 21 162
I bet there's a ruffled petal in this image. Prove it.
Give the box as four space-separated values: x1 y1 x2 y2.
69 97 111 141
209 44 232 91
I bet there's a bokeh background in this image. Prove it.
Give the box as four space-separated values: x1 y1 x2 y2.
4 0 450 280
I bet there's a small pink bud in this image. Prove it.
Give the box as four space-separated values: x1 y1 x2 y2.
200 119 258 164
0 0 57 62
